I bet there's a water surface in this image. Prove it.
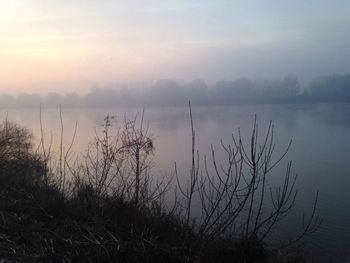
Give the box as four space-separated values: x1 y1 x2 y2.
1 103 350 262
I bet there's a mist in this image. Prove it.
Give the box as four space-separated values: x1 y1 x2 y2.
2 1 350 262
0 73 349 108
1 1 350 94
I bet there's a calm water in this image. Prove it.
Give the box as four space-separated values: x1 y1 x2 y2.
1 103 350 262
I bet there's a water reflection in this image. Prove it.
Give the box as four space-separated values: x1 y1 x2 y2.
0 103 350 262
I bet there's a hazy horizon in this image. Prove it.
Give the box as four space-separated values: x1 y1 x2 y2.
1 2 350 261
1 1 350 94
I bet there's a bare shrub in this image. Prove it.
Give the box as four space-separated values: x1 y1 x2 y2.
121 110 155 206
175 102 321 254
0 105 321 262
0 119 46 184
73 111 170 208
73 113 125 200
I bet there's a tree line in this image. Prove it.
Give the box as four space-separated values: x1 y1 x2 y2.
1 73 350 107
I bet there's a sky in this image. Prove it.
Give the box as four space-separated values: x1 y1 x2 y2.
0 0 350 93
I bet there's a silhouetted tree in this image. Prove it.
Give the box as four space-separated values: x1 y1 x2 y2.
0 120 45 185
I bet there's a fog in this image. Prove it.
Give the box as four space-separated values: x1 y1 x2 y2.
1 1 350 94
0 73 349 108
2 2 350 261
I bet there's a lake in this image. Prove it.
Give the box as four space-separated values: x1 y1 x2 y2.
1 103 350 262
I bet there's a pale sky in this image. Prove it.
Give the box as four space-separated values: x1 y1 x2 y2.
0 0 350 93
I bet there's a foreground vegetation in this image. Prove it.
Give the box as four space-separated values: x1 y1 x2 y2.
0 108 320 262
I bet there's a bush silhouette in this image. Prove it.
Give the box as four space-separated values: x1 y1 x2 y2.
0 112 320 262
0 120 46 187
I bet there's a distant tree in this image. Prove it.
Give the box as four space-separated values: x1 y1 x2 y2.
83 88 119 107
188 79 209 105
308 74 350 102
16 93 41 108
45 92 63 107
0 94 16 108
282 74 300 97
63 93 80 107
151 79 186 106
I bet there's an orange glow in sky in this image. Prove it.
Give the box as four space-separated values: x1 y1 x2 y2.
1 1 350 93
